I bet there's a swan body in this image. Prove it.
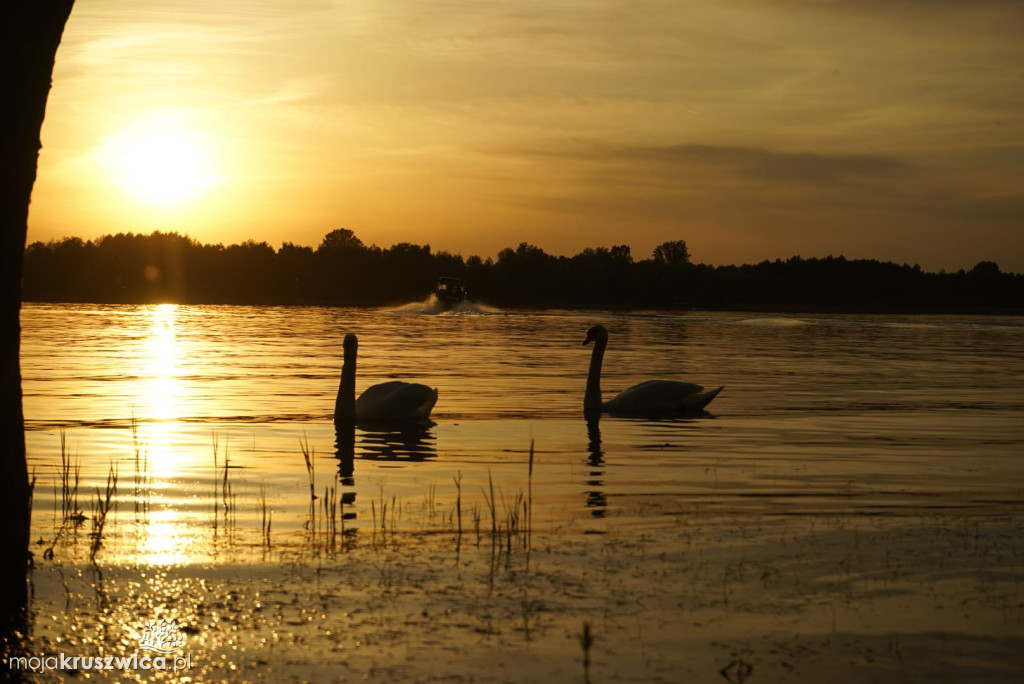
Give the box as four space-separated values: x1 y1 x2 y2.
335 334 438 425
583 324 722 418
355 380 438 423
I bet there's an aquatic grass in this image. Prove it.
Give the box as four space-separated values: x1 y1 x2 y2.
527 440 534 557
453 472 463 553
89 463 119 562
212 432 219 531
40 434 546 568
472 455 535 563
483 470 497 546
211 432 238 542
473 506 482 547
221 440 232 514
505 489 526 554
579 621 594 684
59 429 83 524
300 433 316 504
300 433 319 548
322 476 339 555
424 481 438 523
28 467 36 526
44 432 84 560
258 485 272 548
131 416 150 523
369 498 380 547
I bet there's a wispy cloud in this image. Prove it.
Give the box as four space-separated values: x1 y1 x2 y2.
508 141 912 185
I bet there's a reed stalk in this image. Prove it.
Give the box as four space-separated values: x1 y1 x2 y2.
59 430 83 523
580 622 594 684
132 415 149 522
453 472 463 553
257 485 271 547
89 464 118 562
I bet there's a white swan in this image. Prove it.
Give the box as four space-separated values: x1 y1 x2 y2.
583 324 722 418
334 334 438 425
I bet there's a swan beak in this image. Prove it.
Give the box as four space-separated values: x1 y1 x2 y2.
582 333 593 346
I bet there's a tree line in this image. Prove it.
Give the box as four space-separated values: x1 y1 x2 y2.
22 228 1024 312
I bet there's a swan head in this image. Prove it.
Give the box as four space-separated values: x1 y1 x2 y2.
583 324 608 346
343 333 358 360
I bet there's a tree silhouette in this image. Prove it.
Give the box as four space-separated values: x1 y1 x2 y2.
18 228 1024 312
319 227 364 251
652 239 690 265
1 0 75 633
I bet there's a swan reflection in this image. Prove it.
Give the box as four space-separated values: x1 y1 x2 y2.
584 420 607 517
333 422 438 521
334 423 357 512
357 422 437 462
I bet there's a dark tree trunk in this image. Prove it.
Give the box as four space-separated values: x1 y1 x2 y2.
0 1 74 633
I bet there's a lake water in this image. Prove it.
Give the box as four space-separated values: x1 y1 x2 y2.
24 302 1024 534
17 302 1024 681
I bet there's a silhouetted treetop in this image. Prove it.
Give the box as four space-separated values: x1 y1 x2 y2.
971 261 1000 277
652 239 690 266
319 227 364 251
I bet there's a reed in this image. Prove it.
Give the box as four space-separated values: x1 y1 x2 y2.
424 481 437 523
300 434 318 546
579 621 594 683
212 432 219 533
28 467 36 526
257 485 272 548
212 432 237 540
473 506 482 547
221 440 232 514
453 472 463 552
371 498 377 546
131 416 149 522
482 469 497 547
59 430 83 524
390 495 398 535
526 440 534 554
502 489 525 554
300 434 316 504
42 435 77 560
321 475 339 554
89 464 118 562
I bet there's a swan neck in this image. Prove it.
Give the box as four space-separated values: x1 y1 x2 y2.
335 351 356 423
584 337 605 415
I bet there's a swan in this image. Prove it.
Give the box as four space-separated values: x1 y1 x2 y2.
583 324 722 418
334 334 438 425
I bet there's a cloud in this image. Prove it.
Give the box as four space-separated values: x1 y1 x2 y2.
610 143 910 184
500 140 912 188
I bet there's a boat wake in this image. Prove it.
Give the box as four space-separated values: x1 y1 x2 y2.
734 316 810 326
389 295 499 315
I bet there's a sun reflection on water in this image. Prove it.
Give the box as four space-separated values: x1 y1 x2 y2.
135 304 202 565
147 303 180 422
139 509 194 566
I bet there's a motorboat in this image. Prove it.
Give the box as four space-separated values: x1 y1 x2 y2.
434 277 467 309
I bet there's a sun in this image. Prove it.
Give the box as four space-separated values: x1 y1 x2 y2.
102 114 219 206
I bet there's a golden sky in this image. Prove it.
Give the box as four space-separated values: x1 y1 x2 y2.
28 0 1024 272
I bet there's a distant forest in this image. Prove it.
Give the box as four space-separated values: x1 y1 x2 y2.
22 229 1024 313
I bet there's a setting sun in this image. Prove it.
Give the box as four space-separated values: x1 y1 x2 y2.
101 114 218 206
